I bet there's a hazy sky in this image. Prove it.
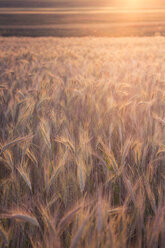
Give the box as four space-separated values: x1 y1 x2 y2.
0 0 164 8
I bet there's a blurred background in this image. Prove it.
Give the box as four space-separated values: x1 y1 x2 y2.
0 0 165 36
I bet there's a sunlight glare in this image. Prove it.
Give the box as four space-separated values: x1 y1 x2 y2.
126 0 143 8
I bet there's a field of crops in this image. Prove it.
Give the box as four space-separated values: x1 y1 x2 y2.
1 37 165 247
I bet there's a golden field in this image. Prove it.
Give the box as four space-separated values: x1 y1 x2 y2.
1 37 165 247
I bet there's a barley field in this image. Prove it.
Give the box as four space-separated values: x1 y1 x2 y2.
1 37 165 248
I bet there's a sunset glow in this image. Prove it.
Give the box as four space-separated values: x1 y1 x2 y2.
1 0 165 247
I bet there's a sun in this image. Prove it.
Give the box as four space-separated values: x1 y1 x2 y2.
126 0 143 8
